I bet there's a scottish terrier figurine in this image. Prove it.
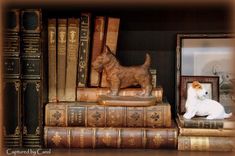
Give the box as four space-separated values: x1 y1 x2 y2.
92 46 153 97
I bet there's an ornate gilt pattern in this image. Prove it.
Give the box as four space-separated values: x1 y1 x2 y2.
102 132 112 146
92 111 101 121
150 112 160 121
35 127 40 136
23 82 27 91
52 111 62 120
127 134 136 146
23 126 27 135
52 132 62 146
130 112 140 121
14 126 20 135
14 81 20 91
153 133 164 147
36 82 40 92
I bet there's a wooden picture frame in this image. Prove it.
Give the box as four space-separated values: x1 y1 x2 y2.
179 76 219 114
176 34 234 114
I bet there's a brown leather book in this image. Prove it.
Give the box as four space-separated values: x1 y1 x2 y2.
44 125 177 148
45 102 171 127
90 16 106 87
77 13 91 87
178 136 235 151
178 114 235 129
176 118 235 137
48 19 57 102
77 87 163 102
65 18 80 101
101 17 120 87
57 19 67 101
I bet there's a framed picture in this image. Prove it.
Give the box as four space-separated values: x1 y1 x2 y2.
179 76 219 114
176 34 235 114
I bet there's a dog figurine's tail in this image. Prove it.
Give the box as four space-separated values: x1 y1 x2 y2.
142 53 151 68
224 112 233 118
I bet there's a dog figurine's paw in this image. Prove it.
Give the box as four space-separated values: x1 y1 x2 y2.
183 113 193 120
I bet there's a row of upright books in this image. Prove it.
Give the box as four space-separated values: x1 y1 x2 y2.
3 9 46 147
48 14 121 102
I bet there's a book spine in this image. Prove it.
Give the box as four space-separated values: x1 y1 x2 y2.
21 9 44 147
179 127 235 137
183 120 225 129
3 9 22 148
101 17 120 87
48 19 57 102
77 13 91 87
178 136 235 151
44 127 177 148
90 16 106 87
3 79 22 148
45 102 171 127
57 19 67 101
65 18 80 101
77 87 163 102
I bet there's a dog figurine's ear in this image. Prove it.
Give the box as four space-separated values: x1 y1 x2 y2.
192 81 200 88
103 45 112 54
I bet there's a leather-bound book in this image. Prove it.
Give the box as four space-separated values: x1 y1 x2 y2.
65 18 80 101
178 136 235 151
77 13 91 87
101 17 120 87
178 114 235 129
77 87 163 102
21 9 46 148
176 118 235 137
3 9 21 148
57 18 67 101
44 124 178 148
48 18 57 102
90 16 106 87
45 102 171 127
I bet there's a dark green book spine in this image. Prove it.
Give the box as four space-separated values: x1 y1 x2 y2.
77 13 91 87
21 9 45 148
3 9 22 148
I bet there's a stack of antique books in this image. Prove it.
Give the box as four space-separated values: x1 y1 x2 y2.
44 12 178 149
177 114 235 151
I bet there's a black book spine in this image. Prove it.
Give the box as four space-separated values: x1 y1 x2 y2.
21 9 45 148
3 9 22 148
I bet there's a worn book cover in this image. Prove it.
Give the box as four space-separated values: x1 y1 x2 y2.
57 18 67 101
178 136 235 151
21 9 46 147
90 16 106 87
176 118 235 137
77 13 91 87
3 9 22 148
178 114 235 129
65 18 80 101
45 102 171 127
100 17 120 87
77 87 163 102
48 18 57 102
44 123 177 148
